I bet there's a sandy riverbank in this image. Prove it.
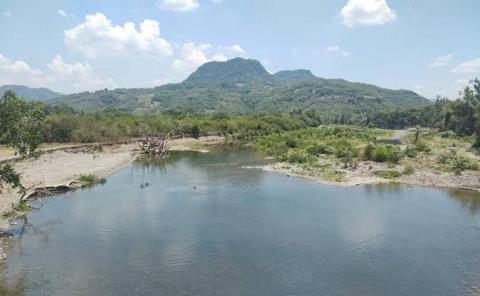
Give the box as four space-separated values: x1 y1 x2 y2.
254 160 480 191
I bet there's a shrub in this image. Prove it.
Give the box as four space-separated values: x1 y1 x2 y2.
284 150 313 164
403 164 415 175
285 138 298 148
374 170 402 179
78 174 107 187
362 143 375 161
414 140 431 153
404 145 418 158
306 143 335 156
373 145 402 163
334 139 359 159
437 153 480 175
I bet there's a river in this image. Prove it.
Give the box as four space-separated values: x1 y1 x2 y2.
2 148 480 295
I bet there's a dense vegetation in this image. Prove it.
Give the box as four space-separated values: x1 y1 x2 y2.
1 76 479 188
47 58 430 119
368 79 480 146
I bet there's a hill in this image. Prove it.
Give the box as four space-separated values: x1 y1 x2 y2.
49 58 431 120
0 85 62 101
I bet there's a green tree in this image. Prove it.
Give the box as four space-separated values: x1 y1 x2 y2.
0 91 46 191
0 91 46 155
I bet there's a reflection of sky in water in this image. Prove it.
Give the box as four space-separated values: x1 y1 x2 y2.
3 150 480 296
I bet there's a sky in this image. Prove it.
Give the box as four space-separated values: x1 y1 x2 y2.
0 0 479 98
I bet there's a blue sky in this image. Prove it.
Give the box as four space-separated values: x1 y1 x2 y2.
0 0 479 98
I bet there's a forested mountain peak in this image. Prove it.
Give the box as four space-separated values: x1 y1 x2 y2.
48 58 431 121
184 58 270 85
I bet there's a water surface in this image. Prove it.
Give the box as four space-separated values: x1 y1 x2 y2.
3 149 480 295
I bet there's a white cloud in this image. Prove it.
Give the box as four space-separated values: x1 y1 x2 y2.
48 55 115 92
428 54 453 68
0 53 114 93
3 11 12 17
64 13 173 59
340 0 397 27
212 0 223 3
0 54 50 87
155 0 199 11
451 58 480 75
172 42 244 74
326 45 351 57
57 9 75 18
219 44 246 56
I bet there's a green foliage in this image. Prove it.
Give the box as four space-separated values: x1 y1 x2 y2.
0 91 46 155
403 164 415 175
414 140 431 152
78 174 106 187
362 143 375 160
372 145 402 163
48 58 430 120
254 125 391 168
15 200 32 212
374 170 402 179
0 91 46 191
306 143 335 156
369 79 480 150
438 153 480 175
283 150 313 164
404 145 418 158
0 164 22 190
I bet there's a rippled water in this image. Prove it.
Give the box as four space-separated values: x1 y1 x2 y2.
3 148 480 295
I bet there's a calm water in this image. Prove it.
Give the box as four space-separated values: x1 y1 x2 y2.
3 149 480 296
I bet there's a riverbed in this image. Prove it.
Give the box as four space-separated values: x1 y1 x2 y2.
2 148 480 295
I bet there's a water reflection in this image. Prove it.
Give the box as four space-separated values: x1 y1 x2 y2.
447 189 480 214
0 273 25 296
3 149 480 296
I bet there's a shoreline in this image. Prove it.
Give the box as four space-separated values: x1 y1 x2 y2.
0 136 224 229
250 161 480 192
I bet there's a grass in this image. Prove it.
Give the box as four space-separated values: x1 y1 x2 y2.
374 170 402 179
78 174 106 187
2 201 32 217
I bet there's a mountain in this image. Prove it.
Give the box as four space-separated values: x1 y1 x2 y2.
49 58 431 118
0 85 62 101
184 58 270 85
273 70 316 82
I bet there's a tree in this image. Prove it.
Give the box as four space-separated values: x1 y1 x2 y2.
0 91 46 192
0 91 46 155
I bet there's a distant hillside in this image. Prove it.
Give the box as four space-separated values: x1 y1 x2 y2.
273 70 316 82
0 85 62 101
49 58 431 119
184 58 270 85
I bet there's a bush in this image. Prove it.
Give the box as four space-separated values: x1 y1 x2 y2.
283 150 313 164
306 143 335 156
403 164 415 175
334 140 359 159
285 138 298 148
78 174 107 187
438 153 480 175
373 145 402 163
374 170 402 179
414 140 431 153
404 145 418 158
362 143 375 160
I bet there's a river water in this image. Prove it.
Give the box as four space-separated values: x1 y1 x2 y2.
3 149 480 295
